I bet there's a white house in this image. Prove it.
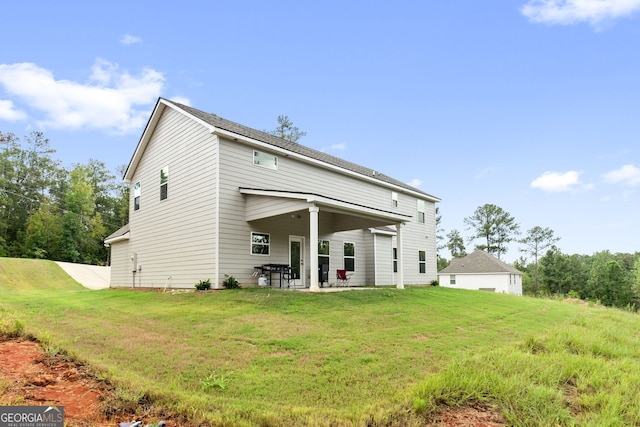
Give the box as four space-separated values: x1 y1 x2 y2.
437 250 522 295
105 98 440 291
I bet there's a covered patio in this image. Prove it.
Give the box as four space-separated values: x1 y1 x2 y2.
240 188 413 291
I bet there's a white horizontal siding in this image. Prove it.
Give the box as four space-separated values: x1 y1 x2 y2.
216 138 437 287
109 239 131 287
438 273 522 295
121 107 219 289
115 108 438 289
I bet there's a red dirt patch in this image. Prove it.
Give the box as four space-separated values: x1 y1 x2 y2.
0 339 112 426
428 405 507 427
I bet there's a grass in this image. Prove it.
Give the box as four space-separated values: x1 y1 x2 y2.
2 257 640 425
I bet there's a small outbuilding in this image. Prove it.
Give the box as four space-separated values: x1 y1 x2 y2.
437 250 522 296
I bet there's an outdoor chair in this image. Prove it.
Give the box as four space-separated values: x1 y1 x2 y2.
336 269 352 287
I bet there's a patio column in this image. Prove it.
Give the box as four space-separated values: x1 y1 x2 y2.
396 222 405 289
309 206 320 292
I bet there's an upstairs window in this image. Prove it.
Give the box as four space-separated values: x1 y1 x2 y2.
251 232 270 255
419 250 426 274
417 199 425 223
160 166 169 201
253 150 278 170
344 242 355 272
392 191 398 207
133 181 141 211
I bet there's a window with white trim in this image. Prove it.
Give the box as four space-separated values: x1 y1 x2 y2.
450 274 456 285
251 232 270 255
417 199 425 224
392 191 398 207
393 247 398 273
419 250 426 274
318 240 330 279
344 242 355 272
160 166 169 201
133 181 141 211
253 150 278 170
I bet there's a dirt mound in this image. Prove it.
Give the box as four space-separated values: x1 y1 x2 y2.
0 339 113 426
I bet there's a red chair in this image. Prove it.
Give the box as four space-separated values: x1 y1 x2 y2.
336 269 352 287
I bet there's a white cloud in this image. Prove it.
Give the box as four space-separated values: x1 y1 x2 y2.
521 0 640 26
120 34 142 45
0 100 27 121
408 178 422 187
530 170 582 191
602 164 640 186
0 60 164 133
320 143 347 153
169 95 191 106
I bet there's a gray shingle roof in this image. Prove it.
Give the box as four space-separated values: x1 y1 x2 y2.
166 99 439 201
105 224 129 241
439 250 521 274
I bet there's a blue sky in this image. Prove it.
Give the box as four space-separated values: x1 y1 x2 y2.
1 0 639 261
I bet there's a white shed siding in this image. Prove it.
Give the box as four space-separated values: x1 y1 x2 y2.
117 108 219 288
439 273 522 295
508 275 523 296
215 137 437 287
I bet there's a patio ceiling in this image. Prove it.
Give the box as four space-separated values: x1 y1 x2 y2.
240 188 412 233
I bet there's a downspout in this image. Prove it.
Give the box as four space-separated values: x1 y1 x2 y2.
373 232 378 287
214 135 221 289
396 222 405 289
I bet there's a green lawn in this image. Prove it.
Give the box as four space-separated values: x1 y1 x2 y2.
2 257 640 426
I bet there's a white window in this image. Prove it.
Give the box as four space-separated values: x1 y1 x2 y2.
318 240 330 266
344 242 355 272
417 199 425 224
393 247 398 273
392 191 398 207
253 150 278 170
160 166 169 201
133 181 141 211
251 232 270 255
450 274 456 285
318 240 330 281
419 250 426 274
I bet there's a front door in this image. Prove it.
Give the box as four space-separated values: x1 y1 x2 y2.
289 236 305 288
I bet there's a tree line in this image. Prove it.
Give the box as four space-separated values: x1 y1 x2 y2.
1 131 128 265
438 203 640 310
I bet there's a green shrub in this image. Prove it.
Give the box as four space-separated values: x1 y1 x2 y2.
567 289 580 299
223 274 240 289
430 279 439 286
194 279 211 291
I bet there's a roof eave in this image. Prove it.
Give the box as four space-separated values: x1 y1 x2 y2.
123 98 216 183
104 231 130 246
